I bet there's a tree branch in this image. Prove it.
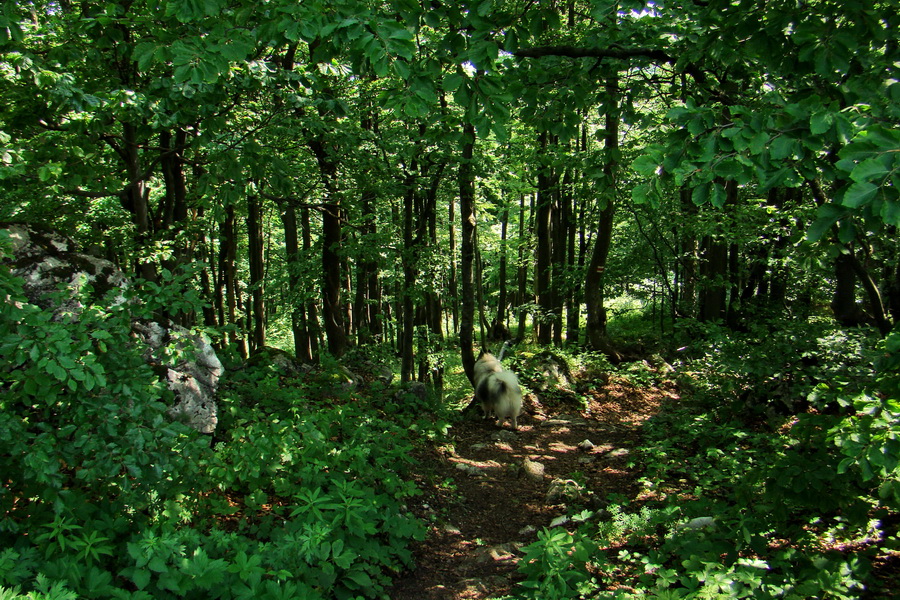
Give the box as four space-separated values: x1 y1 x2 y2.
513 45 674 64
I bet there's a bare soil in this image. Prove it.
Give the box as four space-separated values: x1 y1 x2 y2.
389 377 679 600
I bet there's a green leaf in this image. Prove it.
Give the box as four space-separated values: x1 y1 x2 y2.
748 131 769 155
710 182 727 208
691 183 709 206
810 110 833 135
132 568 151 590
769 135 794 160
881 198 900 227
806 203 848 242
850 157 892 183
841 181 878 208
443 72 464 92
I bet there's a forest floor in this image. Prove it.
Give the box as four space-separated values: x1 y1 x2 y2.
389 375 679 599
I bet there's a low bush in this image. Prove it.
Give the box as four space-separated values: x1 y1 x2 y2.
0 250 425 600
511 318 899 599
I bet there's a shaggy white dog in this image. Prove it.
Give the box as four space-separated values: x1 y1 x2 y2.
473 352 523 429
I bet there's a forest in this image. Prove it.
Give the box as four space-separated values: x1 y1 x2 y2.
1 0 899 598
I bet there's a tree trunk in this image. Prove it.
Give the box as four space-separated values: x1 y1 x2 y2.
301 207 321 360
217 203 243 355
448 185 459 336
310 140 348 357
459 123 477 383
677 187 698 318
401 181 416 383
121 122 156 283
247 194 265 353
584 74 619 357
535 131 554 345
516 193 532 337
698 233 728 322
282 205 314 363
354 188 378 344
493 203 510 339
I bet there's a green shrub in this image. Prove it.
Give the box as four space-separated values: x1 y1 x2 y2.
0 245 425 599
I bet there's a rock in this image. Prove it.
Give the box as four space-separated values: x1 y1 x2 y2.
394 381 428 403
522 458 545 481
606 447 630 459
454 462 482 476
133 321 221 434
3 224 221 434
677 516 717 531
475 544 517 563
545 478 586 504
4 223 128 320
549 515 570 528
542 415 590 427
246 346 309 377
518 525 537 537
577 439 595 451
491 429 518 443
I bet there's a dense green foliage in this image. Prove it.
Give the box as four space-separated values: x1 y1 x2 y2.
0 237 426 599
510 321 900 599
2 0 899 598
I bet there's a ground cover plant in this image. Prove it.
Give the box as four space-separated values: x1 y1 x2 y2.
0 255 427 600
508 321 900 599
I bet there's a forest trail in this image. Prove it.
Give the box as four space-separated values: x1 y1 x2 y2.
390 377 679 599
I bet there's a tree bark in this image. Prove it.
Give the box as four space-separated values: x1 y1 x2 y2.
584 74 619 357
516 193 531 337
493 202 510 339
309 140 348 357
401 181 416 383
535 131 554 345
247 194 265 353
459 123 477 383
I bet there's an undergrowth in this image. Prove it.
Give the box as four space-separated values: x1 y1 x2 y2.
509 319 900 599
0 252 430 600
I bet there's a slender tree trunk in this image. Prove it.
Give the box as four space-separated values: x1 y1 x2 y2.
553 168 572 345
584 74 619 357
566 186 585 345
121 122 156 283
217 203 243 355
310 140 348 357
493 203 509 339
247 194 265 353
354 188 378 344
301 207 321 360
535 132 554 345
676 188 698 318
401 181 416 383
459 123 477 383
448 187 459 336
282 205 314 362
516 193 531 337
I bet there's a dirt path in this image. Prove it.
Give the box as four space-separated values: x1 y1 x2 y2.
390 377 678 599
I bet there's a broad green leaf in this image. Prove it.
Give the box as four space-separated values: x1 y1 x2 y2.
841 181 878 208
809 110 833 135
710 182 727 208
443 72 464 92
632 154 660 176
748 131 769 155
769 135 794 160
850 157 892 183
882 197 900 226
691 183 709 206
806 203 848 242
